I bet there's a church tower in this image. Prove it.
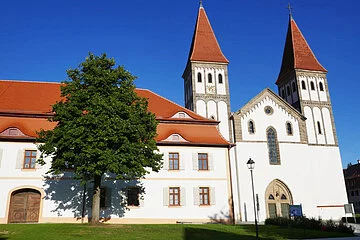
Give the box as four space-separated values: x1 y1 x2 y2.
276 14 338 145
182 2 231 141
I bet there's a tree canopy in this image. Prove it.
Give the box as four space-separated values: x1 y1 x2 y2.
37 53 162 224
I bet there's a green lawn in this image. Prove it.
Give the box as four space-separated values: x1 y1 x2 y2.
0 223 355 240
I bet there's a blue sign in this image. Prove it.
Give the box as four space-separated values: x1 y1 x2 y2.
289 205 303 217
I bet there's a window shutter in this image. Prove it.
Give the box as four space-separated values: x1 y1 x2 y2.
105 187 112 208
163 152 169 170
35 151 42 169
208 153 214 170
192 153 198 170
179 154 185 170
210 187 216 205
180 187 186 206
16 149 24 169
193 187 199 206
163 187 169 206
0 148 3 168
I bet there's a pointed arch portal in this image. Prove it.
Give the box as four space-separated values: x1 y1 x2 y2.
265 179 293 218
8 188 41 223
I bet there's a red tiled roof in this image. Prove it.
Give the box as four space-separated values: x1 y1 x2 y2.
0 80 230 146
0 80 61 114
156 123 229 146
187 6 229 63
276 17 327 84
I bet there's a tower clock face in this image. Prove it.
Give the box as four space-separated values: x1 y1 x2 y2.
206 85 216 94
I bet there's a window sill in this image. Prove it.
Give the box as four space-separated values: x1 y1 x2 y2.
127 205 141 209
21 168 36 172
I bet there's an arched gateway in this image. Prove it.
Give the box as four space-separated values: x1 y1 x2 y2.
8 188 41 223
265 179 293 218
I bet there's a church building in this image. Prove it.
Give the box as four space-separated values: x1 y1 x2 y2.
0 3 347 223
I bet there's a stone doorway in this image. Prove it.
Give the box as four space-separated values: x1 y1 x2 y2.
8 188 41 223
265 179 293 218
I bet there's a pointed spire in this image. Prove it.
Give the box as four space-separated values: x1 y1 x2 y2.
187 4 229 63
276 16 327 84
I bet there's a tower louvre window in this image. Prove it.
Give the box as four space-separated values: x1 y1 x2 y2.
317 121 322 134
286 86 290 96
292 82 296 92
310 81 315 90
301 81 306 90
197 72 202 83
218 74 223 84
208 73 212 83
319 82 324 91
281 89 285 98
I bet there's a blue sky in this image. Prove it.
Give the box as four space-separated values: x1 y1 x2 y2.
0 0 359 168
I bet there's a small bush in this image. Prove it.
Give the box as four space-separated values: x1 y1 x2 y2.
265 217 354 234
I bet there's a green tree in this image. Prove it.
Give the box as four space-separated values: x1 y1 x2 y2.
37 53 162 224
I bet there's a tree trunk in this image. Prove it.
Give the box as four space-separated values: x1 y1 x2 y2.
90 175 102 225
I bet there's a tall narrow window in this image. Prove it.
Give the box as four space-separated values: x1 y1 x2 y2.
208 73 212 83
310 81 315 90
248 120 255 134
286 86 290 96
198 153 208 170
281 89 285 98
169 187 180 206
267 127 280 165
218 74 223 84
319 82 324 91
197 72 202 83
292 82 296 92
286 122 293 135
317 121 322 134
301 81 306 90
127 187 140 206
199 187 210 205
23 150 37 169
169 153 179 170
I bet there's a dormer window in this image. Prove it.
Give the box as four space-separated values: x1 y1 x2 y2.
301 81 306 90
319 82 324 91
208 73 212 83
218 74 223 84
310 81 315 90
179 112 185 118
197 73 202 83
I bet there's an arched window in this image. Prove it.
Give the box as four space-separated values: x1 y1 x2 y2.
292 82 296 92
286 86 290 96
208 73 212 83
197 73 202 83
248 120 255 134
281 89 285 98
301 81 306 90
319 82 324 91
317 121 322 134
286 122 293 135
218 74 223 84
310 81 315 90
267 127 280 165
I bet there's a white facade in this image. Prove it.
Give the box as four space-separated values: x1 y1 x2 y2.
0 142 232 223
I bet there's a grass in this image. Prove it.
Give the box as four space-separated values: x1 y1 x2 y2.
0 223 355 240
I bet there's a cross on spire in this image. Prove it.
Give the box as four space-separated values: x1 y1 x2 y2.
287 3 293 18
200 0 203 8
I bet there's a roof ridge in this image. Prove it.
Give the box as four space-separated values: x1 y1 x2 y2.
0 79 61 85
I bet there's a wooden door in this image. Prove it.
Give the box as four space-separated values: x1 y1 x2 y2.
9 189 40 223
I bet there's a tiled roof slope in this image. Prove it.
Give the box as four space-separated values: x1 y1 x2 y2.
0 80 61 114
0 80 230 146
276 17 327 84
187 5 229 63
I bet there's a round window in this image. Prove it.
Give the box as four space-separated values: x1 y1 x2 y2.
264 106 273 115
